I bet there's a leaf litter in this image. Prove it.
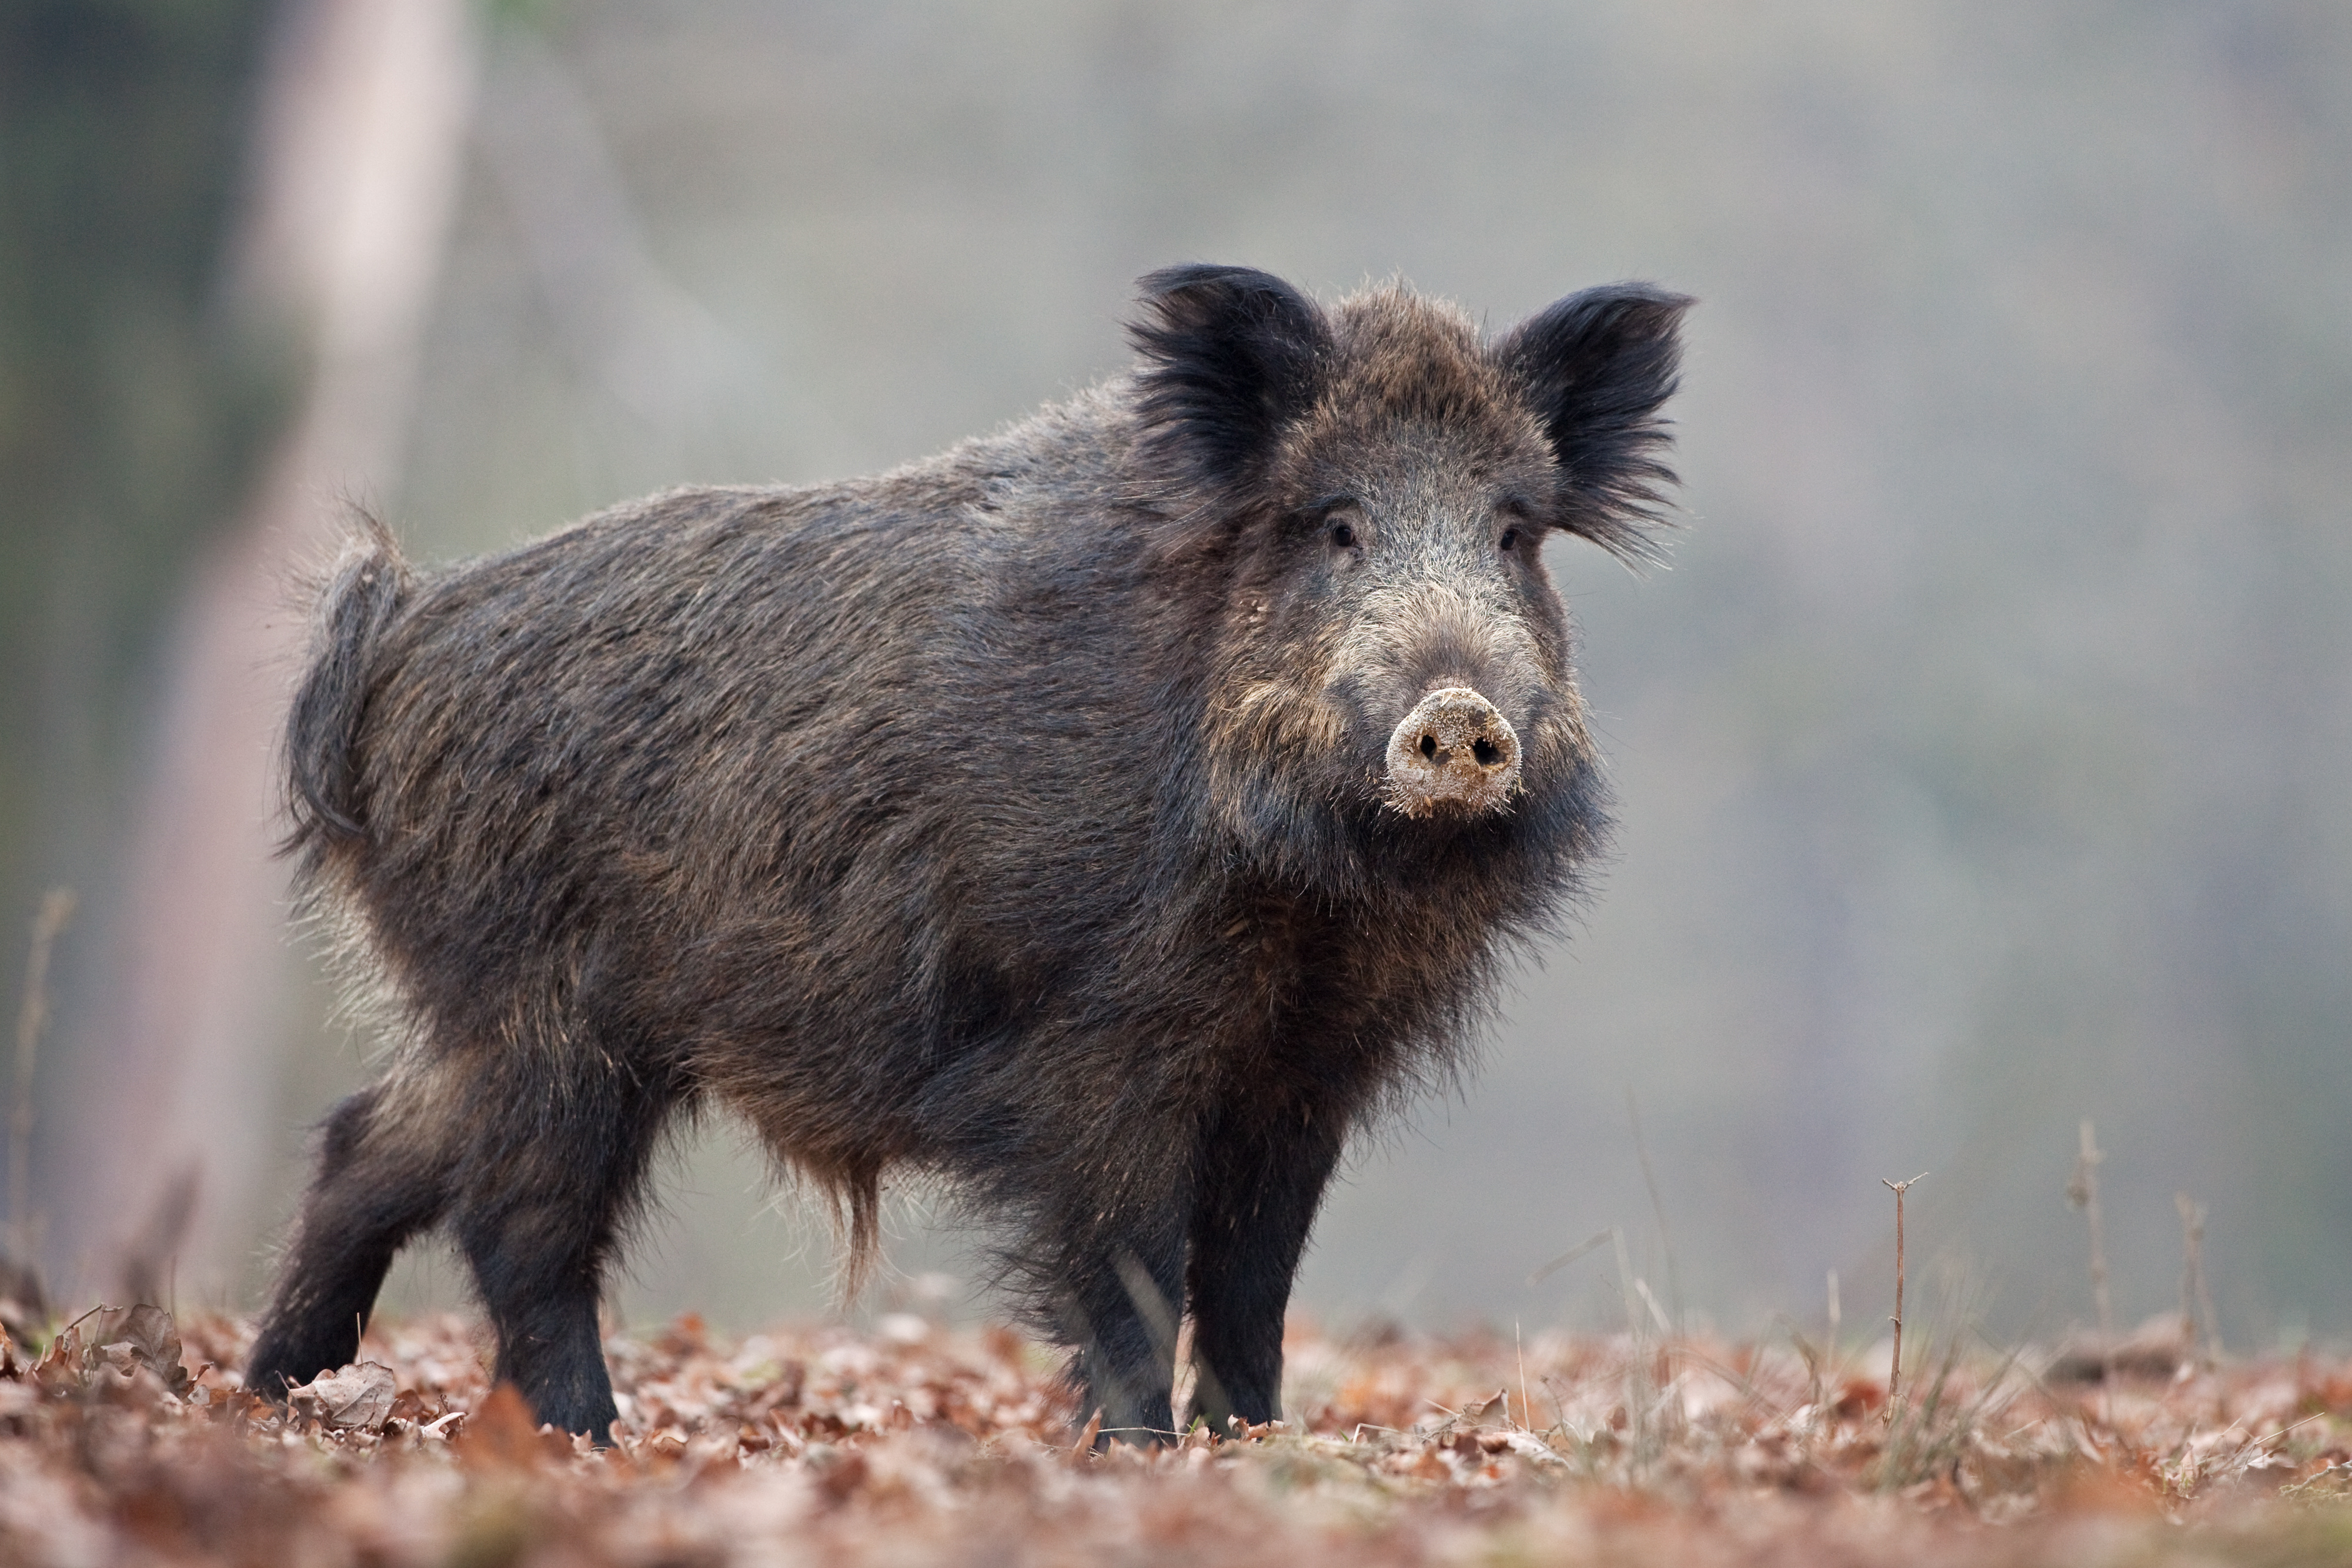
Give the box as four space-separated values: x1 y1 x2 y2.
1 1305 2350 1565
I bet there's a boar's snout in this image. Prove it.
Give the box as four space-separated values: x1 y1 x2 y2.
1383 687 1522 818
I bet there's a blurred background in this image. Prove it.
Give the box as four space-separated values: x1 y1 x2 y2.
5 0 2348 1353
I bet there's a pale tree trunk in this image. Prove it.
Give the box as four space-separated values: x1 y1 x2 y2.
51 0 479 1305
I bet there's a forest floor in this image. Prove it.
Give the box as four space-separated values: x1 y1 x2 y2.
5 1303 2352 1566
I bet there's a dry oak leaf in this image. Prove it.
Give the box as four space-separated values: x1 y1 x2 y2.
289 1360 399 1432
458 1382 574 1469
29 1303 192 1398
91 1303 193 1396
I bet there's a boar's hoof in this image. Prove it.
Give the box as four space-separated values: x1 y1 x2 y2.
1384 687 1522 817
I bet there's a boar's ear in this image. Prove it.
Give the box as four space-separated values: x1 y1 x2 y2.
1498 283 1694 565
1128 264 1331 493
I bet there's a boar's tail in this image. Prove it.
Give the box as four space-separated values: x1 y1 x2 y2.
284 513 411 857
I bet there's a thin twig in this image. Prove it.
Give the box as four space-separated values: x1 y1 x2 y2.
1611 1225 1653 1459
1786 1316 1824 1419
1882 1172 1926 1417
9 888 75 1254
1626 1089 1682 1327
2177 1191 2221 1365
1526 1229 1611 1288
1826 1268 1841 1386
1634 1277 1675 1335
1515 1322 1529 1432
2069 1119 2113 1385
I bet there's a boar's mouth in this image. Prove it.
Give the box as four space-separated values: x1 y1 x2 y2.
1381 686 1522 818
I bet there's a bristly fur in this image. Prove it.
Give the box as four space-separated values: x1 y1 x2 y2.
1496 283 1693 566
246 266 1693 1448
284 512 412 849
1128 265 1333 503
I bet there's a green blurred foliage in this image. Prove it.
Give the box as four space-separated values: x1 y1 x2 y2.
0 0 288 968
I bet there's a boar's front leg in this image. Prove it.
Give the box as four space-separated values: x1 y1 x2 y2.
1046 1199 1190 1447
1183 1107 1347 1432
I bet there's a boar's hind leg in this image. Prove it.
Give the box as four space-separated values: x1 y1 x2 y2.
449 1055 681 1445
1184 1112 1347 1432
246 1077 455 1398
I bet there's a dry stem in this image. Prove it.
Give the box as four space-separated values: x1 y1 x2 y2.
1882 1172 1926 1415
9 888 75 1253
2069 1119 2113 1382
2177 1192 2220 1365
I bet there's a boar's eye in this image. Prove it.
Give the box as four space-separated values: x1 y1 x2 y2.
1496 495 1537 553
1302 496 1362 550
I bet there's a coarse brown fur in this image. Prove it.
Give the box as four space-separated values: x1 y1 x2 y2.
247 266 1692 1445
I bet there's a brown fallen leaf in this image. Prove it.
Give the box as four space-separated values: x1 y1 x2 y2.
459 1382 554 1470
1070 1407 1102 1462
29 1318 83 1394
814 1446 870 1505
289 1361 398 1432
87 1303 193 1397
1459 1389 1507 1424
22 1305 190 1399
0 1251 47 1346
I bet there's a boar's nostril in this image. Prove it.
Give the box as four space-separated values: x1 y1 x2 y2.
1384 687 1522 818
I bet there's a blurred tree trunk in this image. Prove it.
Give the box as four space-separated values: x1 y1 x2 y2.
1 2 280 1258
49 0 479 1303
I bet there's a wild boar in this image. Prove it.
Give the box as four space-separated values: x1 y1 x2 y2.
245 265 1691 1443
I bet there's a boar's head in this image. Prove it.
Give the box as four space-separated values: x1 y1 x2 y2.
1128 266 1690 895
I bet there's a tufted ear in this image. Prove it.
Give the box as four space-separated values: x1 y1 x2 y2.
1496 283 1694 564
1127 265 1332 493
